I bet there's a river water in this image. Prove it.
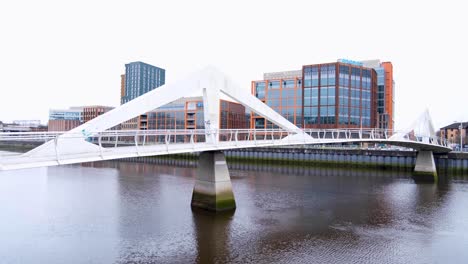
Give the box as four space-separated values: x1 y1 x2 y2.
1 159 468 264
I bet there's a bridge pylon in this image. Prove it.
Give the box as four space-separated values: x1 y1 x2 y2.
191 151 236 211
413 151 438 182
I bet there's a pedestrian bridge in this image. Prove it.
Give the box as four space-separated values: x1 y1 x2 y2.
0 66 450 211
0 127 451 171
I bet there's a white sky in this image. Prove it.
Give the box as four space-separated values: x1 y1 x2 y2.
0 0 467 130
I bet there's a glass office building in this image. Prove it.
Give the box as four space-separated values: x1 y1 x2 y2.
251 71 303 129
252 60 382 129
303 61 376 129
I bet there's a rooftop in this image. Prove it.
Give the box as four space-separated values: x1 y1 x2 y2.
125 61 165 70
263 70 302 80
441 122 468 130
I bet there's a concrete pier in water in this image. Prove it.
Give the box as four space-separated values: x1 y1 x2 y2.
191 151 236 211
413 151 438 182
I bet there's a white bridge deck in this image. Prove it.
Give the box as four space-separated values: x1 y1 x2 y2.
0 128 451 171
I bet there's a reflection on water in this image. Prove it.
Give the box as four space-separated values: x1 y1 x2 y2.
192 208 235 263
0 160 468 263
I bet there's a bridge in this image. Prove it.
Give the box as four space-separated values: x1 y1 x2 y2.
0 67 451 211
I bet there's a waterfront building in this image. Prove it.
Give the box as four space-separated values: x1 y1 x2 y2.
147 97 247 130
121 61 165 105
251 59 394 130
302 61 377 129
251 70 303 129
440 122 468 145
48 107 83 131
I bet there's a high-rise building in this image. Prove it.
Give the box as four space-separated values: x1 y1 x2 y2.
121 61 165 104
251 59 394 130
120 62 165 130
362 60 394 130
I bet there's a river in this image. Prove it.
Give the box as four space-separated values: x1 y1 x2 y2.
0 158 468 263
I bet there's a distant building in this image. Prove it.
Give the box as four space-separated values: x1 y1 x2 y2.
48 106 112 131
120 61 166 130
30 125 48 132
1 125 31 132
9 120 47 132
440 122 468 145
121 61 165 105
83 106 114 123
147 97 247 130
0 120 47 132
48 108 83 131
12 120 41 128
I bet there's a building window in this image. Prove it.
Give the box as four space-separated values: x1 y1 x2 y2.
255 82 266 99
269 81 280 89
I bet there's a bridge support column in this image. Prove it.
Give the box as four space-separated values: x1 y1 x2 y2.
413 151 438 182
191 151 236 211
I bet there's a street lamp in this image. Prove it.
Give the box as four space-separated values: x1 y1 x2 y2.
454 120 463 152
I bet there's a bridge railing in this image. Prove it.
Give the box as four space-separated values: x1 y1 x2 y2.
0 128 451 153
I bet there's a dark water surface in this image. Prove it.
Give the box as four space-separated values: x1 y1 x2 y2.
1 160 468 264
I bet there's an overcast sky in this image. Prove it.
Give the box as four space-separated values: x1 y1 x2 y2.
0 0 466 130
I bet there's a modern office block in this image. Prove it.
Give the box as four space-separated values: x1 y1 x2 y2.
251 59 395 130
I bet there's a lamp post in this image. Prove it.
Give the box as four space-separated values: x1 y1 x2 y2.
454 121 463 152
460 122 464 152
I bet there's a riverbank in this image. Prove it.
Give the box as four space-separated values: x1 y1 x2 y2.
0 141 42 153
119 147 468 175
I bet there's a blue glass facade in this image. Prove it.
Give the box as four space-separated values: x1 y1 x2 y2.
375 67 385 117
121 61 165 104
303 63 375 128
303 64 337 125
